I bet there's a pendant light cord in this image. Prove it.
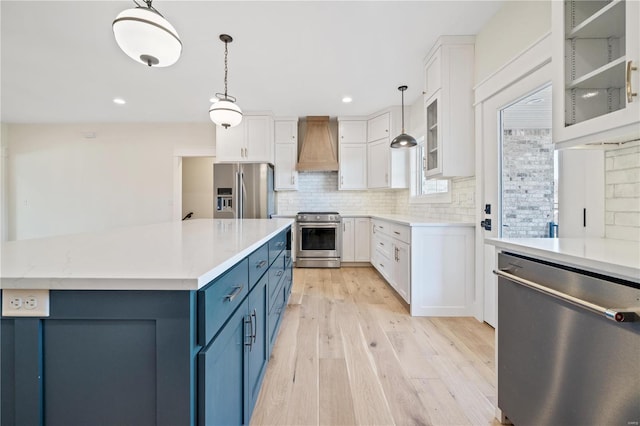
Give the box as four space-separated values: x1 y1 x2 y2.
223 40 229 99
401 88 406 132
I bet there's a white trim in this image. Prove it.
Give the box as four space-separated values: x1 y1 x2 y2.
474 34 553 323
474 32 552 105
172 148 217 221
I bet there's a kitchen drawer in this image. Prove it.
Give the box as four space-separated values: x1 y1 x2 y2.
269 230 287 265
372 219 410 243
198 258 249 346
372 232 393 259
388 223 410 243
373 247 392 282
248 243 269 289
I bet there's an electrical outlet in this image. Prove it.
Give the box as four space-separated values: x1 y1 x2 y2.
2 289 50 317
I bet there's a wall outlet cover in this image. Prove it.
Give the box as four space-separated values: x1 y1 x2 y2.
2 289 50 317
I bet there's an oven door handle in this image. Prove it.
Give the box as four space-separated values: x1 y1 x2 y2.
297 223 340 228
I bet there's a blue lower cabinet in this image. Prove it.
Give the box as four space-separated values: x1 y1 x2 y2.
0 291 197 426
198 299 249 426
198 273 268 426
247 273 268 418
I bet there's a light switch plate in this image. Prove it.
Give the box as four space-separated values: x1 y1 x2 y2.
2 289 50 317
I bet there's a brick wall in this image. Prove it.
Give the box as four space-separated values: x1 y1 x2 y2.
605 142 640 241
501 128 555 237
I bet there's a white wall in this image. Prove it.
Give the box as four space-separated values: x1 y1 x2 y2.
182 157 215 219
474 0 551 84
6 123 215 240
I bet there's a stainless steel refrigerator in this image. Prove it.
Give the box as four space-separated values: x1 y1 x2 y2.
213 163 275 219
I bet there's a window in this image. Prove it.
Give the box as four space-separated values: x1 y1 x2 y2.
410 137 451 203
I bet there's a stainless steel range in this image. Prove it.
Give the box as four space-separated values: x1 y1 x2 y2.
296 212 341 268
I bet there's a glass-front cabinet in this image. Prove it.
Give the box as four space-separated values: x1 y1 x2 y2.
552 0 640 148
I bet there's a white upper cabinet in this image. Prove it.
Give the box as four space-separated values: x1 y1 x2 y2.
339 120 367 144
366 109 409 189
215 114 274 163
367 112 390 142
552 0 640 147
338 119 367 190
274 118 298 191
423 36 475 177
339 144 367 190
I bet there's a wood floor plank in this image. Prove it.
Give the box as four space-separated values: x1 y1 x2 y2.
318 358 357 426
252 267 498 426
356 303 433 426
336 301 396 425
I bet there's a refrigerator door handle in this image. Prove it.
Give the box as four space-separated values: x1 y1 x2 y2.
239 169 248 218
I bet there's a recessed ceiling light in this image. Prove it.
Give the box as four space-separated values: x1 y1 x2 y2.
113 98 126 105
342 96 353 103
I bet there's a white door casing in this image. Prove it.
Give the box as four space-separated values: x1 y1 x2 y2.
474 32 553 326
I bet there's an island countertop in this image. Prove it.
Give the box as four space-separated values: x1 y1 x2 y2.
487 237 640 283
0 218 294 291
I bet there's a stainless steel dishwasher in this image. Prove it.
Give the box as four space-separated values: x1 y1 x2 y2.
495 252 640 426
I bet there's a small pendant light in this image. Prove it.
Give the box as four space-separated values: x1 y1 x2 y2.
209 34 243 129
390 85 417 148
112 0 182 67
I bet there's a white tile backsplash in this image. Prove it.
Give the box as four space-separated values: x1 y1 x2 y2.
275 172 476 222
605 141 640 241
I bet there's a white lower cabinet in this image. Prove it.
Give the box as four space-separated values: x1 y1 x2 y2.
342 217 370 263
371 219 410 303
370 218 475 315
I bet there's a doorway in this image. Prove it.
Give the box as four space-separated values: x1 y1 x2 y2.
500 85 556 238
181 157 215 220
474 34 553 327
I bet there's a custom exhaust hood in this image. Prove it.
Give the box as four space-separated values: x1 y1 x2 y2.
296 116 339 172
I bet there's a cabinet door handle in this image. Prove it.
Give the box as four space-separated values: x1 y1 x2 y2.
245 148 248 158
225 285 243 302
627 61 638 103
341 175 344 185
292 175 296 184
394 231 400 235
251 308 257 344
245 315 254 350
256 260 267 269
385 173 388 184
276 270 283 277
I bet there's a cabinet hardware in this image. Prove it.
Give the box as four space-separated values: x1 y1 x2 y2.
379 263 384 267
256 260 267 269
276 270 283 277
394 231 400 235
627 61 638 103
341 176 344 185
251 309 257 344
245 315 254 350
225 285 243 302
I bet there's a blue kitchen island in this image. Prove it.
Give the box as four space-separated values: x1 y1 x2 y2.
0 218 294 426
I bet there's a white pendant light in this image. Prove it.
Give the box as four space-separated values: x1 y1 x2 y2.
390 85 417 148
210 34 243 128
112 0 182 67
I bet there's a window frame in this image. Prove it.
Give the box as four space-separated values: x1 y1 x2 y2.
409 136 452 204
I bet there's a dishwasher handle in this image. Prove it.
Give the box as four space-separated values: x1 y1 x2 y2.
494 269 639 323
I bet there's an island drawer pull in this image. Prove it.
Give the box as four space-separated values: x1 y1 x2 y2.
276 270 283 277
225 285 243 302
494 269 639 323
394 231 401 235
256 260 267 269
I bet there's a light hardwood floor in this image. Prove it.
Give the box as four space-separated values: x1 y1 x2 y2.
251 267 500 426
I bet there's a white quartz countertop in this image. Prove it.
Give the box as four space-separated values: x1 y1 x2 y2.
1 219 294 291
366 214 474 227
273 213 473 227
487 237 640 282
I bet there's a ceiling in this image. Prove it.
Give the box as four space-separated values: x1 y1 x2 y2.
1 1 503 123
